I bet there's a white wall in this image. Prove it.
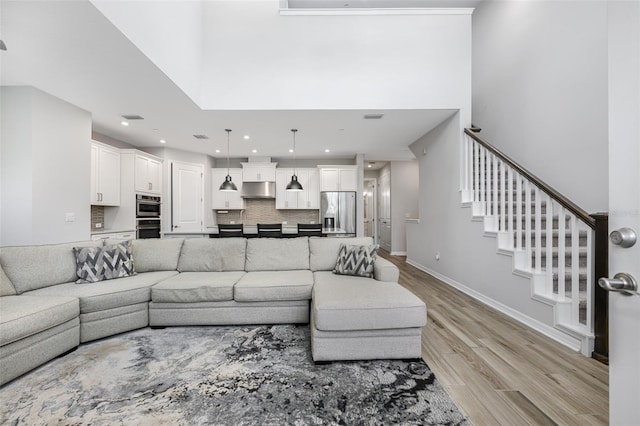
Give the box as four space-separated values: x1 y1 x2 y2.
1 86 92 246
90 0 204 105
390 160 419 254
408 113 555 326
472 0 608 212
202 2 472 110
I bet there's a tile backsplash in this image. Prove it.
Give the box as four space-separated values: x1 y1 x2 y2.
216 199 319 225
91 205 105 230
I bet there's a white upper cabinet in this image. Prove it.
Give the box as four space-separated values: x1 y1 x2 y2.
275 168 320 210
90 142 120 206
135 154 162 195
212 168 244 210
275 169 299 209
318 166 358 192
241 163 276 182
297 168 320 209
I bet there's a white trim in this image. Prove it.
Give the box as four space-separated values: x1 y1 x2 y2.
390 251 407 256
405 258 584 353
280 8 474 16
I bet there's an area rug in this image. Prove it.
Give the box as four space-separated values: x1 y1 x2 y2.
0 325 468 425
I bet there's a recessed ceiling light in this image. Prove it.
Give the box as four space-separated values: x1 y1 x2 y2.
367 164 372 168
244 135 250 140
215 149 220 153
289 149 294 153
252 149 257 153
160 139 166 144
121 121 129 126
325 149 330 153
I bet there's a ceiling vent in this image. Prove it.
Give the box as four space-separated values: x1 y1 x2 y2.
193 134 209 140
121 114 144 120
363 113 384 120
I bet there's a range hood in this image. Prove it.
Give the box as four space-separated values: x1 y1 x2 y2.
241 181 276 199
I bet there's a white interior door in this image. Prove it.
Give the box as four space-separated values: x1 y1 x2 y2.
364 178 377 243
606 2 640 424
171 161 203 233
378 170 391 252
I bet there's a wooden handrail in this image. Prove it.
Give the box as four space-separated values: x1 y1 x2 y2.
464 128 597 229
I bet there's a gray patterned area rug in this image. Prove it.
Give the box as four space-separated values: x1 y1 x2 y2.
0 325 468 425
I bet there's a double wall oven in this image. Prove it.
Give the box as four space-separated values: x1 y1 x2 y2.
136 194 161 239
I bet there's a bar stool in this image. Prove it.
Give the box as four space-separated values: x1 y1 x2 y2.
257 223 282 238
218 224 244 238
297 223 323 237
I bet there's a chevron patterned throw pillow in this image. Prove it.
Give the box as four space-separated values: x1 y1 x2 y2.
333 243 379 278
74 240 136 283
102 240 136 280
74 245 106 283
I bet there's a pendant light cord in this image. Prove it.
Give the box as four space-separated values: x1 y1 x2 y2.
292 129 298 175
225 129 231 175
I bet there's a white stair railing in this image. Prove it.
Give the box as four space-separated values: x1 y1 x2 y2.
460 129 605 339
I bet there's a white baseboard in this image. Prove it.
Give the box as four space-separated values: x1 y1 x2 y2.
390 251 407 256
405 258 583 353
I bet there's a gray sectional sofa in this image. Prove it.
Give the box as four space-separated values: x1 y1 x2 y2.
0 236 427 386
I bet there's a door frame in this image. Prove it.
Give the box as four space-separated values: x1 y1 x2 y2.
364 178 378 245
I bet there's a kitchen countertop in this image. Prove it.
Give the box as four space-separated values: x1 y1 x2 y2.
164 224 349 237
91 228 135 235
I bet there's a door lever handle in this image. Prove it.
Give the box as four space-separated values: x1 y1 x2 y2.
598 273 639 296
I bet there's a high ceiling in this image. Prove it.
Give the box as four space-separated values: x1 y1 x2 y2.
0 0 471 161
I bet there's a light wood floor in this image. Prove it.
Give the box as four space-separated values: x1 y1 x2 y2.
381 252 609 426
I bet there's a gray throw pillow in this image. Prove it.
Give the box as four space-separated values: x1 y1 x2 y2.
333 244 379 278
102 240 136 280
73 245 105 283
73 240 136 283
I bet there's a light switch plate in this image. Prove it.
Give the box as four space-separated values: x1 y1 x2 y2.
65 213 75 222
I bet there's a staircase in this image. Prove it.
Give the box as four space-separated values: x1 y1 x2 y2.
460 129 607 356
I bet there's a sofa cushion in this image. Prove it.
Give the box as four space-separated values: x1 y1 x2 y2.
151 271 245 303
0 296 79 346
0 263 16 296
177 238 246 272
234 270 314 302
309 237 374 272
131 239 184 272
0 241 101 294
245 237 309 272
312 271 426 331
333 244 378 278
25 271 178 313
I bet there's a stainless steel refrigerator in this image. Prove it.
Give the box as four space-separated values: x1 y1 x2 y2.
320 192 356 236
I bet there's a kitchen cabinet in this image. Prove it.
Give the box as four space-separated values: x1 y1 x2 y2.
135 154 162 195
275 169 299 209
90 142 120 206
212 168 244 209
318 166 358 192
241 163 276 182
275 168 320 209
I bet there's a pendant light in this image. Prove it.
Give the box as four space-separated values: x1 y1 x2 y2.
286 129 303 191
219 129 238 191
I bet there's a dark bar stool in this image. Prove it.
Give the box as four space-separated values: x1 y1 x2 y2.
218 223 244 238
257 223 282 238
297 223 323 237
